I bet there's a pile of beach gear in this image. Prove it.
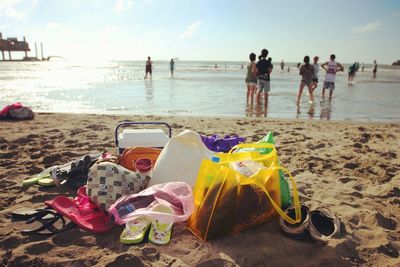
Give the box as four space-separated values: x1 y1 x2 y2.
13 121 340 245
0 102 34 120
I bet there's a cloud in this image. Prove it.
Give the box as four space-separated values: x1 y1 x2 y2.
31 0 38 8
114 0 133 13
99 26 120 38
0 0 39 20
351 21 382 33
45 22 60 30
179 21 202 39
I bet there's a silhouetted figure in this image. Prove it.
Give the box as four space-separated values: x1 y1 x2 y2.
373 60 378 78
144 56 152 79
170 58 175 76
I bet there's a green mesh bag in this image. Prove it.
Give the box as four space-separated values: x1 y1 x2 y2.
257 132 292 209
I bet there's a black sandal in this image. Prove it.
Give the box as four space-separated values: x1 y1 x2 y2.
21 210 76 235
12 207 55 221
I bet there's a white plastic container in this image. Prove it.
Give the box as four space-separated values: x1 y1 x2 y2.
115 122 172 154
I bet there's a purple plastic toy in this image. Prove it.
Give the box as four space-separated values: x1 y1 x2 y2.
201 134 246 152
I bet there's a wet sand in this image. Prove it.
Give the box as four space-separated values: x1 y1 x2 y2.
0 113 399 266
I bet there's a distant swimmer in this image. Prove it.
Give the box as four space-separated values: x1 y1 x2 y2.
373 60 378 78
280 60 285 71
170 58 175 76
144 56 152 79
321 54 344 99
361 63 365 72
214 64 218 69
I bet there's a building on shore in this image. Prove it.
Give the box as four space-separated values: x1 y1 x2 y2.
0 32 36 61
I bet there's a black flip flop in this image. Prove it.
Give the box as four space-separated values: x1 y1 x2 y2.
12 207 55 221
21 210 76 236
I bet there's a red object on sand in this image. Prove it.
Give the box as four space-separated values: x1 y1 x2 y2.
0 102 23 116
45 188 114 233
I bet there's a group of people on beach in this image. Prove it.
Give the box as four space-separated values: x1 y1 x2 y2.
245 51 380 108
347 60 378 83
245 50 345 107
296 54 344 105
144 57 175 79
245 49 273 107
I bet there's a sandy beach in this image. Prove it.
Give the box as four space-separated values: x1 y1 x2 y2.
0 113 399 267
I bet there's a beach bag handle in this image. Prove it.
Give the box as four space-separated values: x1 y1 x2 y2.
114 121 172 147
244 165 301 224
217 142 301 224
217 143 277 164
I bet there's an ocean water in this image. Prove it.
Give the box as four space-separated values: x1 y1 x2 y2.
0 60 399 122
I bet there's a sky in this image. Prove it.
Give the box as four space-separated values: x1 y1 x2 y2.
0 0 399 63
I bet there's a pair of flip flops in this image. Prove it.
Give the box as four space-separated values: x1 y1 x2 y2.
22 166 56 187
12 207 75 235
44 187 114 233
279 205 341 243
120 203 174 245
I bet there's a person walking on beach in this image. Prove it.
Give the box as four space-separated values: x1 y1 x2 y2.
373 60 378 78
296 56 315 106
321 54 344 99
312 56 319 91
280 60 285 72
170 59 175 76
245 53 258 106
256 49 273 106
144 56 152 79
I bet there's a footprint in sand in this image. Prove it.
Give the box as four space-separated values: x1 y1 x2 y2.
70 129 85 136
86 124 109 131
0 151 18 159
1 247 13 266
106 253 143 267
353 143 362 149
359 133 370 143
27 165 44 175
344 162 360 170
171 123 184 129
41 154 62 165
377 242 399 258
375 212 397 230
0 180 17 190
380 151 397 159
24 242 55 255
0 196 16 209
141 247 160 261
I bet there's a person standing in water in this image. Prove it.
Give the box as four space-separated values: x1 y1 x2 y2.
256 49 273 106
245 53 257 106
170 59 175 76
311 56 319 92
296 56 315 106
280 60 285 72
373 60 378 78
144 56 152 79
348 62 357 83
321 54 344 99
